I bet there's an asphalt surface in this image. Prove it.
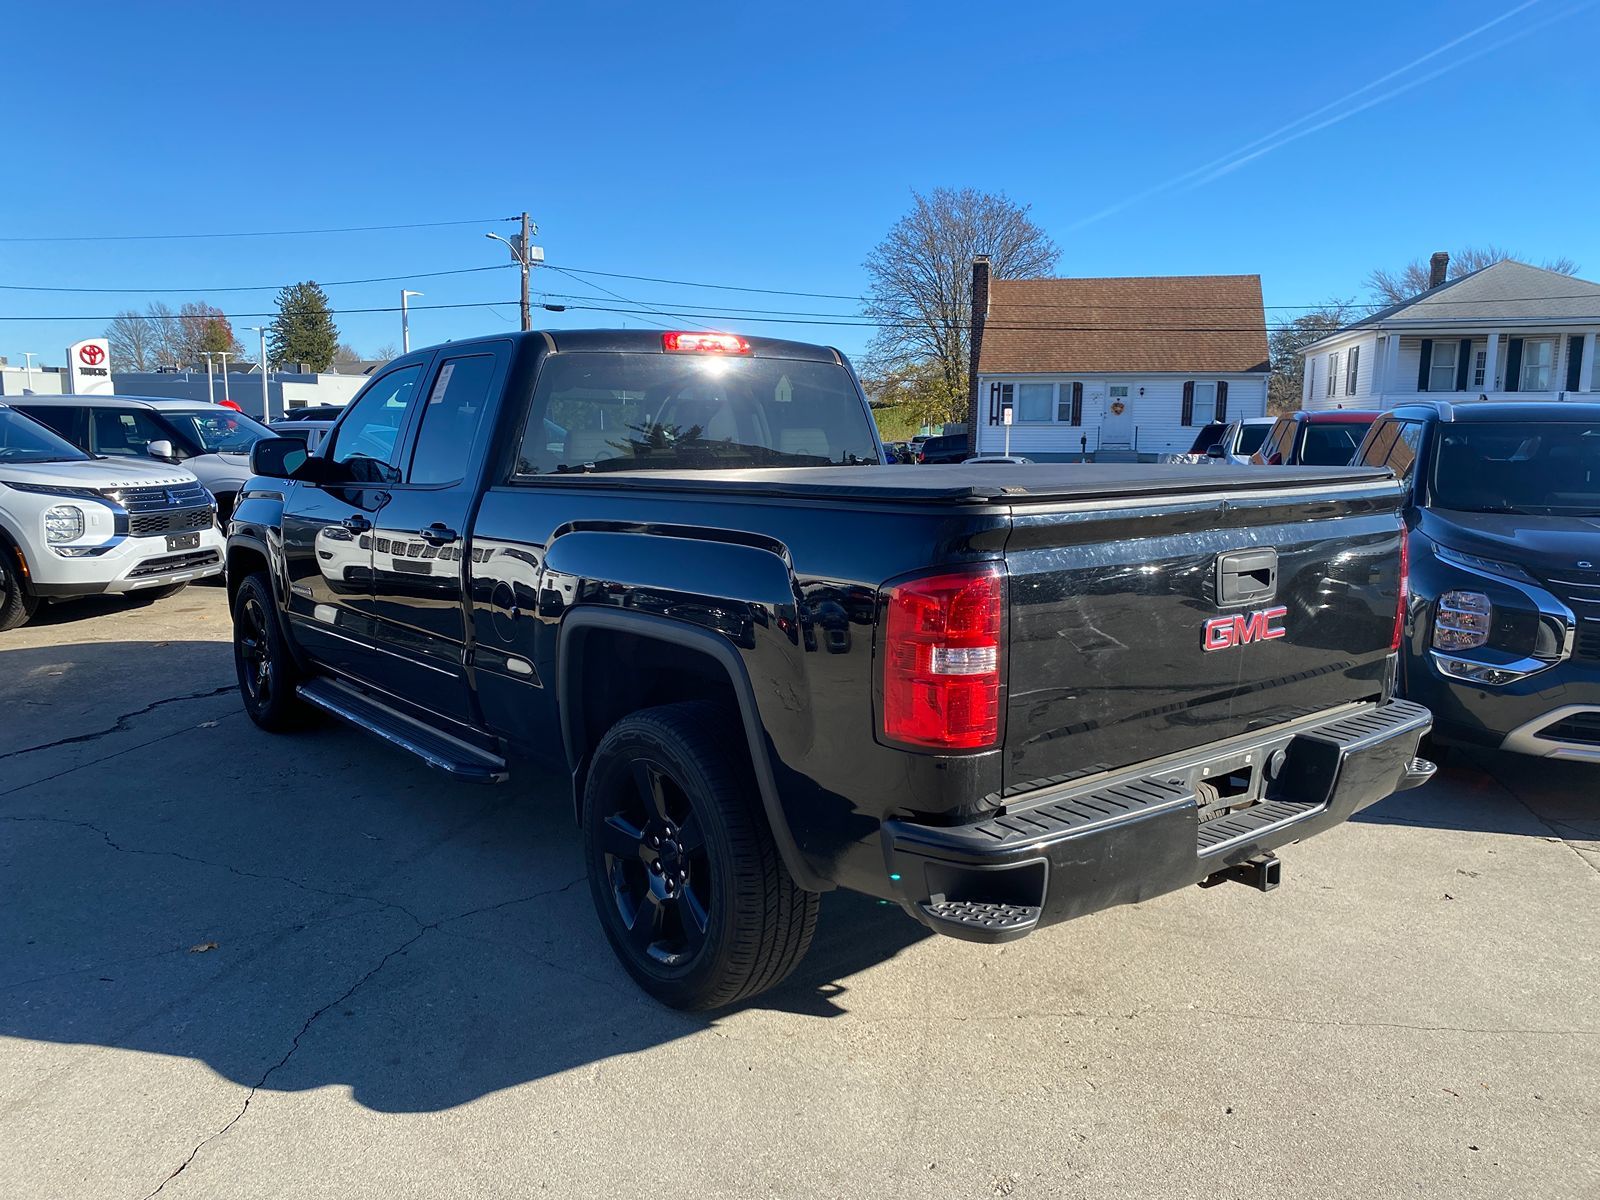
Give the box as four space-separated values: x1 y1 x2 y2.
2 586 1597 1199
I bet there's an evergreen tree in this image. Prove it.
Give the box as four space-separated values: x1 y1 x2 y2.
269 281 340 371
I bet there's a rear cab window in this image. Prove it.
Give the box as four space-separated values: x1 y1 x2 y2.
514 351 880 477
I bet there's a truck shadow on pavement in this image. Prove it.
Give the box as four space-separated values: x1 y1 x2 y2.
1354 749 1597 843
1 639 931 1114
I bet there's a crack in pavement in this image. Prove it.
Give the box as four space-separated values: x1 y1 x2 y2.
0 685 235 761
0 710 243 801
140 873 587 1198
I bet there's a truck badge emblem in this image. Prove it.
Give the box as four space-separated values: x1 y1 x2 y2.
1203 606 1288 652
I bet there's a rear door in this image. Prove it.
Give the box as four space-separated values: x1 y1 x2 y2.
1000 476 1407 790
280 360 427 679
364 345 508 724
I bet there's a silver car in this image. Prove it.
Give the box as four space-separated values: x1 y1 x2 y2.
11 395 275 523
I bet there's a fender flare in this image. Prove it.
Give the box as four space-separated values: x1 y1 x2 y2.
225 531 312 674
557 606 830 892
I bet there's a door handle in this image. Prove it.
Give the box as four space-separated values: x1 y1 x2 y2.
342 514 372 533
419 522 458 545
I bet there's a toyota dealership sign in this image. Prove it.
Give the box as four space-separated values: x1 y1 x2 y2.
65 338 113 394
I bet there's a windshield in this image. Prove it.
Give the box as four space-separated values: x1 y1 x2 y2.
1184 422 1228 454
1430 421 1600 514
1237 423 1272 455
1298 421 1371 465
162 409 272 454
517 352 881 475
0 407 92 464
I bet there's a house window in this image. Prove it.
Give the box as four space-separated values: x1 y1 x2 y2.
1192 382 1219 424
1055 382 1082 424
1326 353 1338 397
1520 340 1554 391
1016 382 1054 422
1472 349 1486 388
1346 346 1360 396
1429 340 1458 392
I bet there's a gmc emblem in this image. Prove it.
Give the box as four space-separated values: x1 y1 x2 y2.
1203 605 1288 652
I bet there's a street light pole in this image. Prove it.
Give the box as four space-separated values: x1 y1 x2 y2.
246 327 270 420
216 352 232 405
485 213 541 332
401 290 423 353
203 353 216 404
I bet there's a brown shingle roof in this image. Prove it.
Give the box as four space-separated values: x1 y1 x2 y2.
977 274 1270 375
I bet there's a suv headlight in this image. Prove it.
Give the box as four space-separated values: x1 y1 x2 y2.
1433 590 1491 650
44 504 85 544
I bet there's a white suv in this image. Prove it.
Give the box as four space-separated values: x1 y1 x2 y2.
0 403 224 630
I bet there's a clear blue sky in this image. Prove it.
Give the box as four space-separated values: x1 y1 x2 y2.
3 0 1596 369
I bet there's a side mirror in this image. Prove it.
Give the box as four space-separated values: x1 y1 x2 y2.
146 439 178 461
1205 444 1227 458
249 435 309 479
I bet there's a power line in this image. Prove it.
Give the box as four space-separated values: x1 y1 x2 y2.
547 263 863 301
0 217 517 244
0 264 513 295
541 265 703 332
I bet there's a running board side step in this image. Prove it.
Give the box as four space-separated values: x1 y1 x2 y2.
295 678 508 783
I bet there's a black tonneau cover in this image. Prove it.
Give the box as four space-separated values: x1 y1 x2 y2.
518 463 1396 506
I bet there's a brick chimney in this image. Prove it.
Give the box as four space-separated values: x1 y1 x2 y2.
1429 251 1449 289
966 255 990 454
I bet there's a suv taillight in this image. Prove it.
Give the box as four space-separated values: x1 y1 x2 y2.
1391 524 1410 652
881 565 1005 751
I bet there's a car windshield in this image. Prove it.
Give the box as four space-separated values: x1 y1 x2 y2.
517 352 881 475
1184 422 1228 454
1299 421 1371 465
1430 421 1600 514
0 407 92 464
162 409 272 454
1237 424 1272 455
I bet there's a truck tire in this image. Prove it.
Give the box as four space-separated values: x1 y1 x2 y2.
0 549 38 631
232 573 306 731
582 701 819 1010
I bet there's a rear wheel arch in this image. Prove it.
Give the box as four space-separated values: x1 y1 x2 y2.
557 608 829 892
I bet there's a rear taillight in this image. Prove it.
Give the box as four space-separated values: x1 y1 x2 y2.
662 331 750 355
881 565 1005 751
1391 524 1410 652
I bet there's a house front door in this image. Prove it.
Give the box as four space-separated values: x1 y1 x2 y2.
1099 384 1134 449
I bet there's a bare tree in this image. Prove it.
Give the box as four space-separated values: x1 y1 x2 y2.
146 301 185 368
333 342 363 365
372 343 399 362
1367 245 1580 306
105 309 161 371
175 302 244 361
862 188 1060 424
1268 300 1355 414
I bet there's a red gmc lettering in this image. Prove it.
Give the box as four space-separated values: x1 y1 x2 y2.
1203 605 1288 652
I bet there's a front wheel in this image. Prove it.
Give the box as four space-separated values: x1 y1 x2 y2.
232 573 306 731
0 548 38 631
583 702 819 1010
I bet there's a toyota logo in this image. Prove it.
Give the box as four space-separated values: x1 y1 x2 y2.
79 344 105 366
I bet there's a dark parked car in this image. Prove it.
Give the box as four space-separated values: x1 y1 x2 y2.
1252 411 1378 467
1355 401 1600 762
229 328 1429 1009
915 433 968 463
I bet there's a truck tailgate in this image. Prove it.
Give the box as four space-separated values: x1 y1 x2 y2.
1001 475 1407 794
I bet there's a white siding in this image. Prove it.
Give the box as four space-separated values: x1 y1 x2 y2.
974 373 1268 460
1301 331 1375 411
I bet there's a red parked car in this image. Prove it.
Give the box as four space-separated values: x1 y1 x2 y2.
1251 411 1379 467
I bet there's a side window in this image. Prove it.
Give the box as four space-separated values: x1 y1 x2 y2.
1385 421 1425 484
90 408 168 457
407 354 498 485
1358 418 1401 468
329 365 423 475
20 407 78 441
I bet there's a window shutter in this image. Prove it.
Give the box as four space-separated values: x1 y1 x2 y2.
1347 346 1360 395
1416 339 1433 391
1070 381 1083 425
1181 380 1195 425
1215 380 1228 421
1566 335 1584 392
988 381 1000 424
1455 338 1472 391
1504 338 1523 392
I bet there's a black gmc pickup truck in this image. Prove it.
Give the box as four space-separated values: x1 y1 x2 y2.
230 329 1433 1009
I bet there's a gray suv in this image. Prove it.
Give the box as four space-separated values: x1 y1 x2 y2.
13 395 274 523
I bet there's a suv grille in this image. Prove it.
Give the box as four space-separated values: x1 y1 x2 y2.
1533 567 1600 662
102 482 215 538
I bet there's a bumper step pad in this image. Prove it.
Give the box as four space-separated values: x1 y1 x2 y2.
918 899 1041 939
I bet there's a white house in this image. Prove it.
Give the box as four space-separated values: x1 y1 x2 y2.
1300 257 1600 412
967 260 1270 461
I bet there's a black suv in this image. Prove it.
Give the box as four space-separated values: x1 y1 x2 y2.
1355 402 1600 762
915 433 968 464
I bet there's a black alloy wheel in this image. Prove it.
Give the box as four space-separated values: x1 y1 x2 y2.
231 573 305 731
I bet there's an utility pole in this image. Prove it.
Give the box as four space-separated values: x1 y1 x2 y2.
401 290 423 352
485 214 543 333
519 210 531 332
217 351 232 406
246 327 271 420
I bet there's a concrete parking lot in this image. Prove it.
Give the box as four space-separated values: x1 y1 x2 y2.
2 586 1597 1200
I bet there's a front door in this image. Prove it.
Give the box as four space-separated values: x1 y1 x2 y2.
366 346 507 725
1099 384 1134 449
281 360 428 682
